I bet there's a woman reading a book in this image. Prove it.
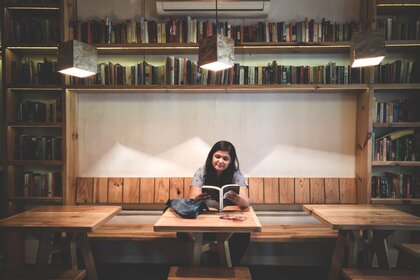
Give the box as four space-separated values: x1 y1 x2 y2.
188 140 250 265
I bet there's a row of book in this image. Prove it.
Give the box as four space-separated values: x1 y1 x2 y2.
70 16 360 45
70 58 365 86
377 16 420 41
15 170 62 198
9 16 60 44
372 130 418 162
373 60 419 84
16 97 63 123
12 58 61 85
16 135 62 161
372 98 420 123
371 173 420 199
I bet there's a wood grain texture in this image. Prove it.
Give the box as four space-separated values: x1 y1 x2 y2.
75 177 357 205
76 178 93 204
251 224 337 242
168 266 251 280
93 178 108 203
108 178 123 203
342 268 420 280
325 178 340 204
263 178 279 203
279 178 295 204
88 224 177 240
295 178 310 204
140 178 155 203
169 178 184 199
310 178 325 204
122 178 140 203
183 177 192 199
248 178 264 204
340 178 357 203
154 177 170 204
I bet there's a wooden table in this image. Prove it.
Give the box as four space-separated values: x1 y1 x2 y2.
154 206 262 267
0 205 121 280
303 204 420 280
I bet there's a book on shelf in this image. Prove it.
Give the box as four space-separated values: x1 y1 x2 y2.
16 170 62 198
202 184 241 211
372 173 420 199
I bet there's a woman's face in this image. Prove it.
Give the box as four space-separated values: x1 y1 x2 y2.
212 150 231 175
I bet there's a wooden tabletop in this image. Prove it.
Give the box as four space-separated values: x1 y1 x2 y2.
154 206 262 233
0 206 121 232
303 204 420 231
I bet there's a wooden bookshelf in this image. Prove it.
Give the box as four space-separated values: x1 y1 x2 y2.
371 198 420 205
7 123 63 128
373 122 420 128
10 196 63 203
8 160 63 166
68 84 369 94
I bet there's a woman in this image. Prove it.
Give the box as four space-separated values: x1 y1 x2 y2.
189 140 250 265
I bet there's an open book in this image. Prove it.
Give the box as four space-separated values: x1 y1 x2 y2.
202 184 241 211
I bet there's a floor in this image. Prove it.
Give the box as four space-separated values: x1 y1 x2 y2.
96 263 330 280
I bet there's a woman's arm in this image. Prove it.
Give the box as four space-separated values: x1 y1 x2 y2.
189 185 202 200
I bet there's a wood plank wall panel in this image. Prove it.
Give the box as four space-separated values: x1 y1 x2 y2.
325 178 340 204
169 177 184 199
295 178 310 204
279 178 294 204
183 177 192 199
93 178 108 203
339 178 357 203
75 177 357 205
76 178 93 204
155 177 170 203
123 178 140 203
310 178 325 204
248 178 264 204
140 178 155 203
263 178 279 203
108 178 123 203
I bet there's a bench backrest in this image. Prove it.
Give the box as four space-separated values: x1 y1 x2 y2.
76 177 357 205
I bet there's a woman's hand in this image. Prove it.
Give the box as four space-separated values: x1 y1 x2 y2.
193 192 211 202
224 190 249 209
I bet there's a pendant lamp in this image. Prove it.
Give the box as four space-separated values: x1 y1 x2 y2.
350 31 385 68
198 0 234 71
58 39 98 78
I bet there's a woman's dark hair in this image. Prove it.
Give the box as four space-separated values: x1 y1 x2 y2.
204 140 239 187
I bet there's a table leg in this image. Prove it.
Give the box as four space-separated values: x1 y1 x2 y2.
186 233 204 266
372 230 393 270
35 233 53 268
216 233 234 268
328 230 350 280
76 232 98 280
348 230 363 267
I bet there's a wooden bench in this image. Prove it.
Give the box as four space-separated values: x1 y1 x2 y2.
395 243 420 270
88 223 337 243
342 268 420 280
4 268 86 280
167 266 251 280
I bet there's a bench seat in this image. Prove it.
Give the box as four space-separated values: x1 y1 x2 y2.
251 224 337 242
342 268 420 280
4 268 86 280
88 223 337 242
167 266 251 280
88 224 177 241
395 243 420 270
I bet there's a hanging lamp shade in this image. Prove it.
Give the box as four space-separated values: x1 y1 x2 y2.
350 31 385 68
58 40 98 78
198 34 234 71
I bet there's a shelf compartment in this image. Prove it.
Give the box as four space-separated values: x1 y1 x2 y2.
67 84 369 94
7 122 63 128
8 160 63 166
373 122 420 128
7 85 62 90
9 196 63 203
371 83 420 90
4 2 60 10
6 44 58 55
372 161 420 167
371 198 420 205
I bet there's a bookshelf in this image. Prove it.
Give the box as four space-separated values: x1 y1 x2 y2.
0 0 419 214
2 0 69 215
368 0 420 204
